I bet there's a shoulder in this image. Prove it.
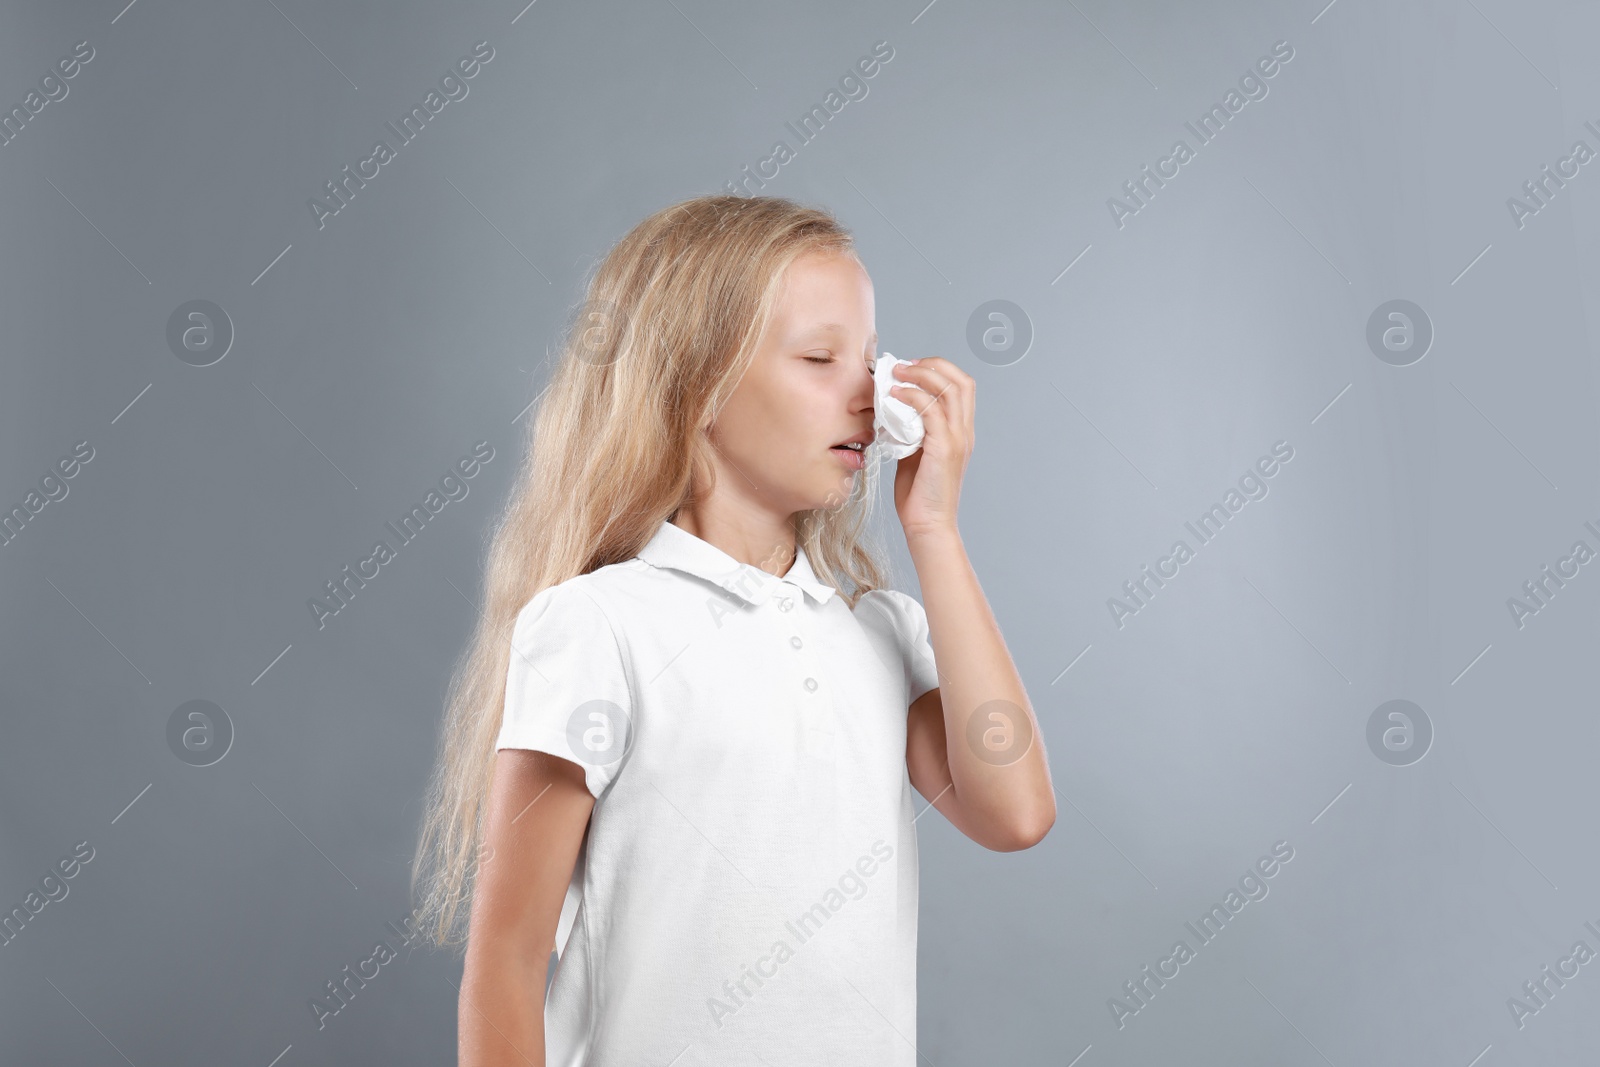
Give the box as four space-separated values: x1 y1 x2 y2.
514 571 599 620
854 586 920 615
512 569 618 639
853 587 896 614
852 587 926 633
510 559 662 645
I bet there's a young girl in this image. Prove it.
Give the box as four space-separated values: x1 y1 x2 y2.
412 194 1054 1066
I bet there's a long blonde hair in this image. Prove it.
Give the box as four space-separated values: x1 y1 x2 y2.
410 193 893 948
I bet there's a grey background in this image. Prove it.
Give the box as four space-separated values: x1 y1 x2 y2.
2 0 1597 1064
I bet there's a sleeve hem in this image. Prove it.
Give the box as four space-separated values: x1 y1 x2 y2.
494 730 613 800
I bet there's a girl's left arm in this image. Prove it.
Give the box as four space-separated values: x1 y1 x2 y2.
888 356 1056 852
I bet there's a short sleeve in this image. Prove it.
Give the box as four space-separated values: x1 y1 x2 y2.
859 588 941 706
495 579 635 800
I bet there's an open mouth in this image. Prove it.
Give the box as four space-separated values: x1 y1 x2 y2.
830 440 868 470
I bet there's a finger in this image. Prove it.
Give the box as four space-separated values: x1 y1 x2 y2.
904 358 974 441
904 356 974 389
892 361 959 412
896 377 965 450
893 363 972 448
890 382 946 427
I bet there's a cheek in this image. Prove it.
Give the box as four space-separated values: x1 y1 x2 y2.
715 389 775 443
717 371 839 478
758 383 824 444
717 394 807 467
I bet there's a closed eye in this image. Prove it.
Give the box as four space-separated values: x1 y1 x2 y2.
806 354 875 370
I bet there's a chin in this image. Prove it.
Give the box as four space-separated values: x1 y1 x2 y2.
815 474 858 511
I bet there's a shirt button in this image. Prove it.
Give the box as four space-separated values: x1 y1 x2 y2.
790 636 803 649
777 596 794 612
804 677 818 692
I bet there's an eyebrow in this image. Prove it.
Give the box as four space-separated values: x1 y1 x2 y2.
796 323 878 344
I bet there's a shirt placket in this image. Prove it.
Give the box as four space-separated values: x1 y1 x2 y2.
773 580 834 758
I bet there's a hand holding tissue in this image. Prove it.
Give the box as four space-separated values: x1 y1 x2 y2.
872 353 926 461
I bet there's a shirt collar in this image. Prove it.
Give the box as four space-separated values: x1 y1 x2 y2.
636 520 837 607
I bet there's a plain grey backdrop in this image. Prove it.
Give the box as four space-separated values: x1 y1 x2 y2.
4 0 1599 1063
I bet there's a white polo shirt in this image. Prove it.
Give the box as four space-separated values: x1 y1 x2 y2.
494 518 940 1066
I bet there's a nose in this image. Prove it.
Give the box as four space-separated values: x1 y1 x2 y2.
854 356 876 409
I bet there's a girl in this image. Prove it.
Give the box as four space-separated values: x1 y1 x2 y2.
412 194 1054 1066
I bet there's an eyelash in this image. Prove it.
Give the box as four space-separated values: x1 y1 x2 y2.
806 355 875 366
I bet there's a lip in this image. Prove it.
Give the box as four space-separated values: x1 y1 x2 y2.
829 443 867 471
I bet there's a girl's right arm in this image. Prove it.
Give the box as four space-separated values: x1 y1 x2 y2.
459 749 596 1067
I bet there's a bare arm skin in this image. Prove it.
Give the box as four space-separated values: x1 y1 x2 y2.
901 534 1055 853
889 356 1056 853
901 531 1055 853
459 750 595 1067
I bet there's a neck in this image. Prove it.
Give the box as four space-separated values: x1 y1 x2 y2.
670 508 796 576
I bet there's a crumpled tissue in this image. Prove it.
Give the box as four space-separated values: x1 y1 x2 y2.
872 353 926 461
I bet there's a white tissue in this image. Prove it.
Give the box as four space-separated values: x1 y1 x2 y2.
872 353 926 461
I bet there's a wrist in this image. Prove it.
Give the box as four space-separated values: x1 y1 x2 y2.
904 523 962 550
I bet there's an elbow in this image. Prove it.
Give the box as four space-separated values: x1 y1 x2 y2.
987 802 1056 853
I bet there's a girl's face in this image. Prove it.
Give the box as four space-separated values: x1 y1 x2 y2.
706 250 878 516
